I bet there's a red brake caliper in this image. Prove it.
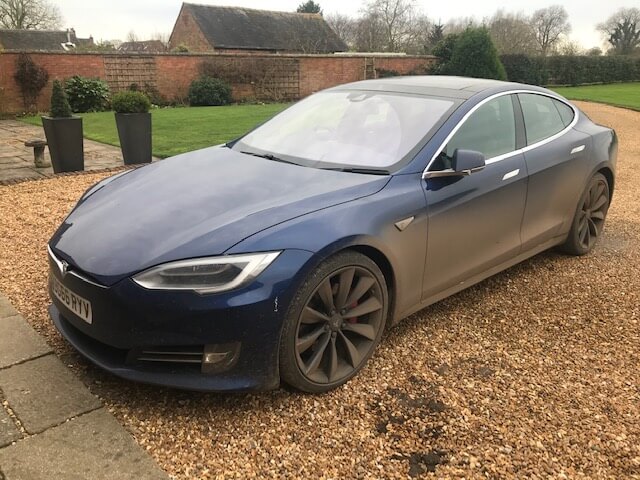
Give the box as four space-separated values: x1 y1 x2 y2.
346 301 358 323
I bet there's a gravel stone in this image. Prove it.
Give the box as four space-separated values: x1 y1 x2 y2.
0 102 638 478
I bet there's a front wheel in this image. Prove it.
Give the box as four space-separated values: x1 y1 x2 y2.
561 172 610 255
279 251 388 393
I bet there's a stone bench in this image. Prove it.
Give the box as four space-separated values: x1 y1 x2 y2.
24 139 50 168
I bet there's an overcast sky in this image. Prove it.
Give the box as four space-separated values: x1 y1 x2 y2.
58 0 631 49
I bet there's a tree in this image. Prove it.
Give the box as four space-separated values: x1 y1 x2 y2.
557 39 583 56
361 0 422 52
0 0 61 29
488 10 537 55
428 23 444 48
531 5 571 56
597 8 640 55
444 16 479 35
325 13 356 48
297 1 322 15
353 11 387 52
430 33 459 73
586 46 602 56
440 28 507 80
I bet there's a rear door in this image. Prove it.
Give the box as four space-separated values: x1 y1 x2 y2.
422 94 528 299
517 93 592 250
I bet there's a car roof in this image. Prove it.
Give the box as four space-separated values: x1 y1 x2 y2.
332 75 542 100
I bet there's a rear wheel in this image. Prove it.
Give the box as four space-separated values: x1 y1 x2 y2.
561 173 610 255
279 251 388 393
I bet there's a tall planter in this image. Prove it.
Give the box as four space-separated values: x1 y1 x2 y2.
41 116 84 173
115 112 152 165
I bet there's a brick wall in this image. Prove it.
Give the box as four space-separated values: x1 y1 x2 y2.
0 51 436 113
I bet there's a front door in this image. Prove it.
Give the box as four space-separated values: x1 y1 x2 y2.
421 94 528 300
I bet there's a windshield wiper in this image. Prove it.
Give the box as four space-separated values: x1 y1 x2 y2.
320 167 390 175
240 151 299 166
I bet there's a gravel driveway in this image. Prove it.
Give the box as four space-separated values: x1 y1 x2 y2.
0 102 638 479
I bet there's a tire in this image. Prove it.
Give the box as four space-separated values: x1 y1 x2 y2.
561 172 610 255
279 251 388 393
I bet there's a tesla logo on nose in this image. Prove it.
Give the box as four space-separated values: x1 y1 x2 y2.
60 260 69 277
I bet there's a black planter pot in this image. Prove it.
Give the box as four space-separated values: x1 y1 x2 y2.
115 112 152 165
41 116 84 173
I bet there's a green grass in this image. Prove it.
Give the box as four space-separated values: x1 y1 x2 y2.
22 103 290 158
551 82 640 111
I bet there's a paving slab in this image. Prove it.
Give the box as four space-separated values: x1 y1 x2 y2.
0 120 134 183
0 315 51 369
0 408 20 448
0 297 17 319
0 408 169 480
0 355 101 434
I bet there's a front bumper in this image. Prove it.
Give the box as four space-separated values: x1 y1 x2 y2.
48 249 314 391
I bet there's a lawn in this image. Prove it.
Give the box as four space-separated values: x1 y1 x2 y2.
552 82 640 111
22 103 289 158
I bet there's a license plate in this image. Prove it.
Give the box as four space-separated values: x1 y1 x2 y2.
51 275 93 324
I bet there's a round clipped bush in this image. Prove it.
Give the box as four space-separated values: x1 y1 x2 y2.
111 91 151 114
188 76 232 106
442 28 507 80
64 76 110 113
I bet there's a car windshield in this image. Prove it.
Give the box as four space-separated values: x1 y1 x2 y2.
233 91 455 171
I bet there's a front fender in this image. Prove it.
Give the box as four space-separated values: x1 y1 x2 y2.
226 174 429 323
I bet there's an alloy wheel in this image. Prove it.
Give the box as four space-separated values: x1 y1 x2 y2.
577 177 608 250
294 266 385 385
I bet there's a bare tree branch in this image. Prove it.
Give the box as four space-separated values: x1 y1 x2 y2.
488 9 537 55
0 0 62 29
531 5 571 56
325 13 356 49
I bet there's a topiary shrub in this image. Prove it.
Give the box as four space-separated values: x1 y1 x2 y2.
14 53 49 112
430 33 459 74
50 80 73 118
439 28 507 80
111 91 151 114
188 76 232 106
64 76 110 113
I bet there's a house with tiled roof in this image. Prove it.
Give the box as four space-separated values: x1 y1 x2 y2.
0 28 93 51
168 3 346 54
118 40 167 53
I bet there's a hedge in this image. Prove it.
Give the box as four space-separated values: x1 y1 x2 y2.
500 54 640 86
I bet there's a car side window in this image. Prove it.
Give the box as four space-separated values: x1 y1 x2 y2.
553 99 575 127
432 95 516 170
518 93 570 145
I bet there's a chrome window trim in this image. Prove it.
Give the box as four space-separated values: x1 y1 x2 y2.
422 89 579 178
47 245 106 289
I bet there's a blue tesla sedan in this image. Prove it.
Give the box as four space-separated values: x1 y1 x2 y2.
48 76 617 392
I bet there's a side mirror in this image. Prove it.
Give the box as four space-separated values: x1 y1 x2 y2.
423 149 486 179
451 149 485 173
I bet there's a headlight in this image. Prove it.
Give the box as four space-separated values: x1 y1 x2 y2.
132 252 281 294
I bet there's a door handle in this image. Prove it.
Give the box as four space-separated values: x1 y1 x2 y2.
571 145 585 154
502 169 519 181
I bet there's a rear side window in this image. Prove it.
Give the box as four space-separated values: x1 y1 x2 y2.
554 100 575 127
518 93 571 145
433 95 516 169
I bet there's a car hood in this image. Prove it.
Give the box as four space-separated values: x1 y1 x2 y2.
50 146 389 286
